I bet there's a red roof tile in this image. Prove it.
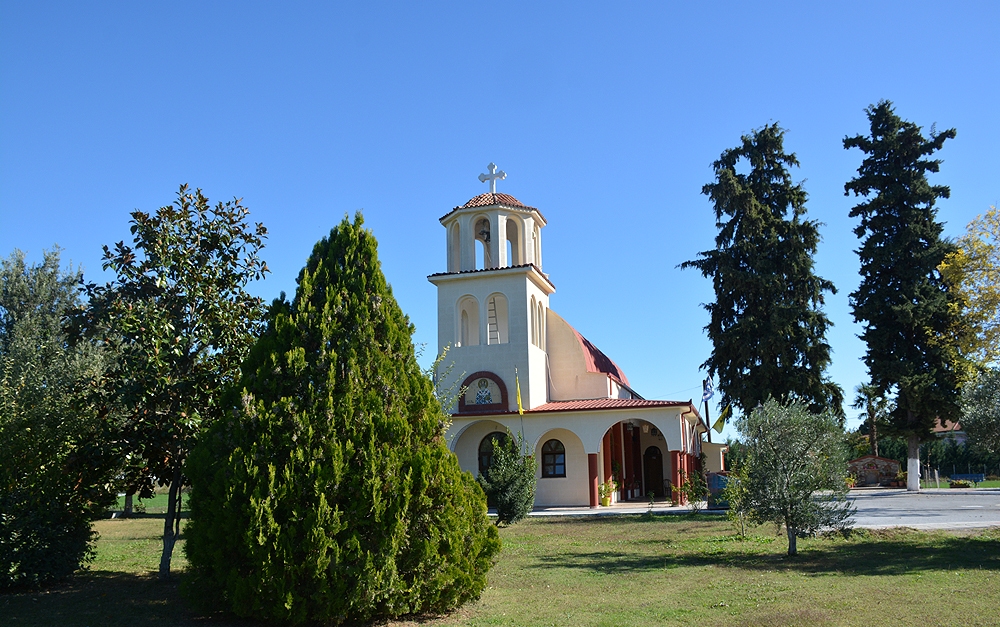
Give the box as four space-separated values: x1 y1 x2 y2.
567 325 630 387
438 193 545 222
463 192 526 208
529 399 691 412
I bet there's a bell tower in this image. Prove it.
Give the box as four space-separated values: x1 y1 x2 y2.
429 164 554 414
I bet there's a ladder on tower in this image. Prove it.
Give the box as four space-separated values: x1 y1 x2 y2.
487 297 500 345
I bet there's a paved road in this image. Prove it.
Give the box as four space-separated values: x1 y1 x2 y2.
526 489 1000 530
849 488 1000 530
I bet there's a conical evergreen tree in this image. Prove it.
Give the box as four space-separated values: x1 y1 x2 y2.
682 124 843 418
844 101 965 491
185 213 499 625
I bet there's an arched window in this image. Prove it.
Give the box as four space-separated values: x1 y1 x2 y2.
478 432 510 476
537 303 545 350
541 439 566 477
457 296 480 346
486 293 508 345
530 296 537 346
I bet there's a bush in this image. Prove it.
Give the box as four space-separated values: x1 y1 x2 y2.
949 479 974 488
678 470 709 515
184 215 499 625
0 250 116 589
478 431 537 525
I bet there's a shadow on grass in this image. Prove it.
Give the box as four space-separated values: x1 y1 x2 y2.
0 570 248 627
532 529 1000 577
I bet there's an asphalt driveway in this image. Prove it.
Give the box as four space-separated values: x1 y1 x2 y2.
849 488 1000 530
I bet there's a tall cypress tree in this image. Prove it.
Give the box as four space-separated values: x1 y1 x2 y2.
682 124 843 418
185 213 499 625
844 100 964 491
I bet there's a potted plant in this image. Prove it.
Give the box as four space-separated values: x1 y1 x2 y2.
598 478 617 506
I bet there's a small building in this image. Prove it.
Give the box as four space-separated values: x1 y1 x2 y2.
429 169 709 507
848 454 901 487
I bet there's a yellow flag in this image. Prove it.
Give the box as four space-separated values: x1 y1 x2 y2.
713 404 731 434
515 368 524 415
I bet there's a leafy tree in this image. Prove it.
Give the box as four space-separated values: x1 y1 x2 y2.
0 249 115 589
682 124 843 420
478 430 537 526
184 213 499 625
736 399 854 556
74 185 268 578
844 101 966 491
962 368 1000 455
851 383 891 457
940 205 1000 367
677 469 709 515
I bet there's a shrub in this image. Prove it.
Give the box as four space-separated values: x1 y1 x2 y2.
949 479 974 488
678 470 709 514
0 250 116 589
184 215 499 625
478 431 536 525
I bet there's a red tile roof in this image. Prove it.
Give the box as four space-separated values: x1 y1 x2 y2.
529 399 692 413
438 192 545 222
426 263 556 290
934 419 963 433
463 192 527 208
567 325 630 387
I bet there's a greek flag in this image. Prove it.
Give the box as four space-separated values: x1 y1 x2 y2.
702 378 714 402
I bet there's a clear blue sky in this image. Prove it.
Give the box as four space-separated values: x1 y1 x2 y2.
2 2 997 440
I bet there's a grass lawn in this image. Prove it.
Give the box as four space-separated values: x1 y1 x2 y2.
3 516 999 627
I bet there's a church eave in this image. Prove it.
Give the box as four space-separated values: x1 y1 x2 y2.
439 203 547 225
427 263 556 293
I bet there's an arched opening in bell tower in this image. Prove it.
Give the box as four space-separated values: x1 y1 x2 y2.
448 223 460 272
474 216 492 270
506 218 521 267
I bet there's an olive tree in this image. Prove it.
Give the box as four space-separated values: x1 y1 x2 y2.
736 399 854 556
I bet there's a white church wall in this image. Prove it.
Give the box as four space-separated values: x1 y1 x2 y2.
534 428 589 507
545 309 610 401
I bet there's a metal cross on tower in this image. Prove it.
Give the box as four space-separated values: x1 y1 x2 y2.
478 163 507 194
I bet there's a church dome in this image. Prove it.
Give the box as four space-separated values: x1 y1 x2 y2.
462 192 526 208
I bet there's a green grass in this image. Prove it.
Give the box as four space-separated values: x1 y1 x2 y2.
3 516 999 626
920 479 1000 489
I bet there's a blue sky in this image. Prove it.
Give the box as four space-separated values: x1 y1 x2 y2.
2 2 997 440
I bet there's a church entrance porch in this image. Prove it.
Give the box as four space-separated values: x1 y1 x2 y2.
599 420 676 504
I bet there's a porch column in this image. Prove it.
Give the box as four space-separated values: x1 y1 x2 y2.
588 453 599 509
671 451 684 505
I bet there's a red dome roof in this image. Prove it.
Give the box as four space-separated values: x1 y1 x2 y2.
462 192 526 208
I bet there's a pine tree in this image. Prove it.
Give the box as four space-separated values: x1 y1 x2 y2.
682 124 843 418
844 100 965 491
184 213 498 625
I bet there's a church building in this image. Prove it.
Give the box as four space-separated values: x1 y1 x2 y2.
429 165 721 508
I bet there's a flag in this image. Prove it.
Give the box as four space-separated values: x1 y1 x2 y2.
515 367 524 415
713 404 731 434
702 378 714 402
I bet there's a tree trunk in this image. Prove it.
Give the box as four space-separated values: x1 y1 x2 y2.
123 492 134 518
907 435 921 492
158 466 183 580
786 525 797 556
870 418 879 458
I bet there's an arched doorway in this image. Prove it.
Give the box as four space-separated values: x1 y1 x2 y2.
644 446 665 498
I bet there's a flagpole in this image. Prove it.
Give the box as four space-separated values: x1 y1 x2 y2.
702 378 712 444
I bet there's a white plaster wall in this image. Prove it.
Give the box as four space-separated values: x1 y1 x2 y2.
431 267 553 412
703 442 727 473
534 428 589 506
546 309 611 401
